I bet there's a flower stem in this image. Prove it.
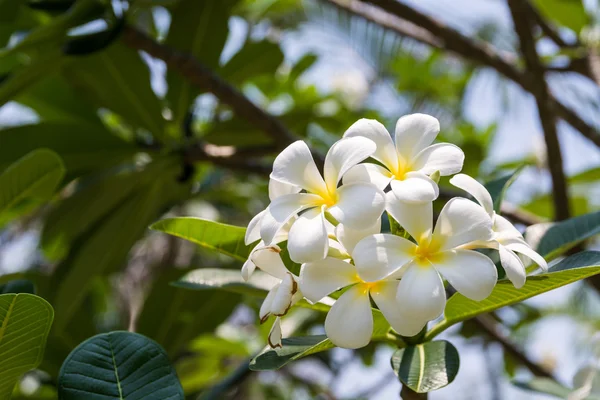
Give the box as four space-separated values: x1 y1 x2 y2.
401 386 428 400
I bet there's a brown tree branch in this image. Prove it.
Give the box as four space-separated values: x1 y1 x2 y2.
525 1 577 48
508 0 570 221
340 0 600 148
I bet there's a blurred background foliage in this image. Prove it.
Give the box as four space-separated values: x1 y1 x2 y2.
1 0 600 398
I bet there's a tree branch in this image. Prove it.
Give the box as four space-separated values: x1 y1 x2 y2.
508 0 570 221
343 0 600 149
524 1 576 48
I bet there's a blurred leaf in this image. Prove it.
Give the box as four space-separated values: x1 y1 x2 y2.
533 0 588 33
173 268 278 297
220 40 284 85
513 377 582 399
166 0 238 125
0 149 64 214
0 293 54 398
485 167 523 213
569 166 600 184
0 123 136 178
249 335 333 371
58 331 184 399
0 279 35 294
63 17 125 56
65 42 166 138
391 340 459 393
203 117 272 147
151 217 250 262
536 210 600 260
288 53 317 82
427 251 600 339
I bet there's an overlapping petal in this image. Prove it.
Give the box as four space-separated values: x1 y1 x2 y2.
370 281 428 337
325 285 373 349
328 183 385 229
334 218 381 255
412 143 464 176
251 244 289 280
245 210 265 245
433 249 497 300
390 172 439 204
449 173 494 217
268 317 283 348
287 207 328 263
395 114 440 161
343 163 393 190
353 234 415 282
396 263 446 321
323 136 376 192
299 257 359 303
385 193 433 244
270 140 328 194
268 177 301 201
499 245 526 288
504 241 548 271
343 118 398 171
433 197 494 251
260 193 321 244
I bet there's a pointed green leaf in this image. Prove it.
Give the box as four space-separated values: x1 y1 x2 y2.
220 40 284 85
151 217 250 261
513 378 577 399
533 0 587 33
0 149 65 214
485 167 523 213
173 268 278 297
536 210 600 260
426 251 600 339
58 331 184 399
391 340 459 393
0 293 54 398
249 335 333 371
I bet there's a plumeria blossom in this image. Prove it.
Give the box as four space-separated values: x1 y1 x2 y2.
352 195 497 323
261 138 386 263
300 221 428 349
343 114 464 203
450 173 548 288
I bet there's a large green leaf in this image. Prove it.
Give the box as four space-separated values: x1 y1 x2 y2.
220 40 284 85
426 251 600 339
536 210 600 260
165 0 237 125
0 149 64 214
58 331 184 400
249 335 333 371
0 123 135 177
0 293 54 398
533 0 587 33
173 268 278 297
391 340 459 393
151 217 250 262
485 167 523 213
65 42 166 138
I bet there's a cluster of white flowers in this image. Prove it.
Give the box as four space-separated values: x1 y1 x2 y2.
243 114 548 349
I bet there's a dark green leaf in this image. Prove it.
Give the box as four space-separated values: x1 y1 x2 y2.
58 331 184 399
0 279 35 294
289 53 318 82
513 378 578 399
220 40 284 85
484 167 523 213
249 335 333 371
0 293 54 398
391 340 459 393
150 217 250 262
536 210 600 260
533 0 588 32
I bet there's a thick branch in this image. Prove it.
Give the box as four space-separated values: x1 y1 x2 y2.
121 26 297 152
347 0 600 148
525 1 576 48
508 0 570 221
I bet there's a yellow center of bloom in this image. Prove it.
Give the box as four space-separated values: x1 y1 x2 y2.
389 155 412 181
315 188 338 207
411 240 445 267
357 280 382 295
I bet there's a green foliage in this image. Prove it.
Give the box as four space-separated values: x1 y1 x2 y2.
484 167 523 213
220 40 285 86
58 331 184 400
151 217 250 262
537 210 600 260
0 280 35 294
0 293 54 398
391 340 459 393
533 0 588 33
512 378 595 399
250 335 333 371
0 149 64 215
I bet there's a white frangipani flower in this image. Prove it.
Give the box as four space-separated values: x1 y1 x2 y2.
450 174 548 288
352 195 497 323
300 222 427 349
261 138 386 263
343 114 464 203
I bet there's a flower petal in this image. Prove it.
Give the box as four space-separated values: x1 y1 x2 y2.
268 317 283 348
396 263 446 321
251 244 289 280
353 234 415 282
270 140 327 194
412 143 464 176
433 198 493 251
260 193 321 244
259 284 279 322
433 249 498 300
270 273 298 316
268 177 301 201
493 215 524 242
343 163 393 191
395 114 440 161
498 245 526 288
325 285 373 349
324 136 376 192
299 257 359 303
335 218 381 255
370 281 428 337
343 118 398 171
390 172 439 204
241 258 256 281
245 210 266 245
287 207 328 263
385 192 433 245
449 173 494 217
328 183 385 229
504 241 548 272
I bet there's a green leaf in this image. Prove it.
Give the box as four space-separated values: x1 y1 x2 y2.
426 251 600 339
58 331 184 399
533 0 588 33
0 149 65 214
0 280 35 294
391 340 459 393
165 0 238 125
484 167 523 213
536 210 600 260
512 378 576 399
65 42 166 138
173 268 278 297
288 53 318 82
0 293 54 398
249 335 333 371
151 217 250 262
220 40 284 85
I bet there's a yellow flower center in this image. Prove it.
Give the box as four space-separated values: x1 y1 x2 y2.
357 280 382 295
411 240 444 267
390 156 411 181
315 188 338 207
